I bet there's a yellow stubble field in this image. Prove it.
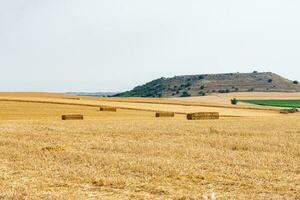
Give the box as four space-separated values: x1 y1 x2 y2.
0 93 299 199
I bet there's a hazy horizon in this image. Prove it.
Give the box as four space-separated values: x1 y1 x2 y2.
1 0 300 92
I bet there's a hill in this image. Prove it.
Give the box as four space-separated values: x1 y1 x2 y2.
116 72 300 97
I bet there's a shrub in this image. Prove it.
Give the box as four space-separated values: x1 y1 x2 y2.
181 91 191 97
235 88 239 91
198 91 206 96
200 85 205 90
184 82 191 88
253 71 258 74
218 89 230 93
231 98 238 105
198 75 205 80
293 80 299 84
268 79 273 83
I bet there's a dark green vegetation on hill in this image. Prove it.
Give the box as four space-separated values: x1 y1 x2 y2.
116 72 300 97
239 99 300 108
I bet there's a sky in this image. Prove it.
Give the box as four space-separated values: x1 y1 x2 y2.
1 0 300 92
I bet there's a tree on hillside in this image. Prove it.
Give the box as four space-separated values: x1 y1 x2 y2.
181 91 191 97
198 75 205 80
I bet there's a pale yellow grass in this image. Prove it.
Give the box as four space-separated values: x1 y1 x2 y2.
0 99 299 199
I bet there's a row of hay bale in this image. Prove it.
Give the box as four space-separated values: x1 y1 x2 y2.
61 106 117 120
155 112 219 120
61 106 220 121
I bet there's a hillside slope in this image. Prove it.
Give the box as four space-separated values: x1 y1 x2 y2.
116 72 300 97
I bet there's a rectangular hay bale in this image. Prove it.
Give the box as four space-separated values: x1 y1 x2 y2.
187 112 219 120
99 106 117 112
155 112 175 117
62 114 84 120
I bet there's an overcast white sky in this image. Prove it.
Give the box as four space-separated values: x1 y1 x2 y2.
1 0 300 92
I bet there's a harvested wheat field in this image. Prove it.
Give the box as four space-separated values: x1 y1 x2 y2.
0 93 299 199
0 94 282 117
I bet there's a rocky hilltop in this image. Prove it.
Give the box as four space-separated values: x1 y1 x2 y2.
116 72 300 97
